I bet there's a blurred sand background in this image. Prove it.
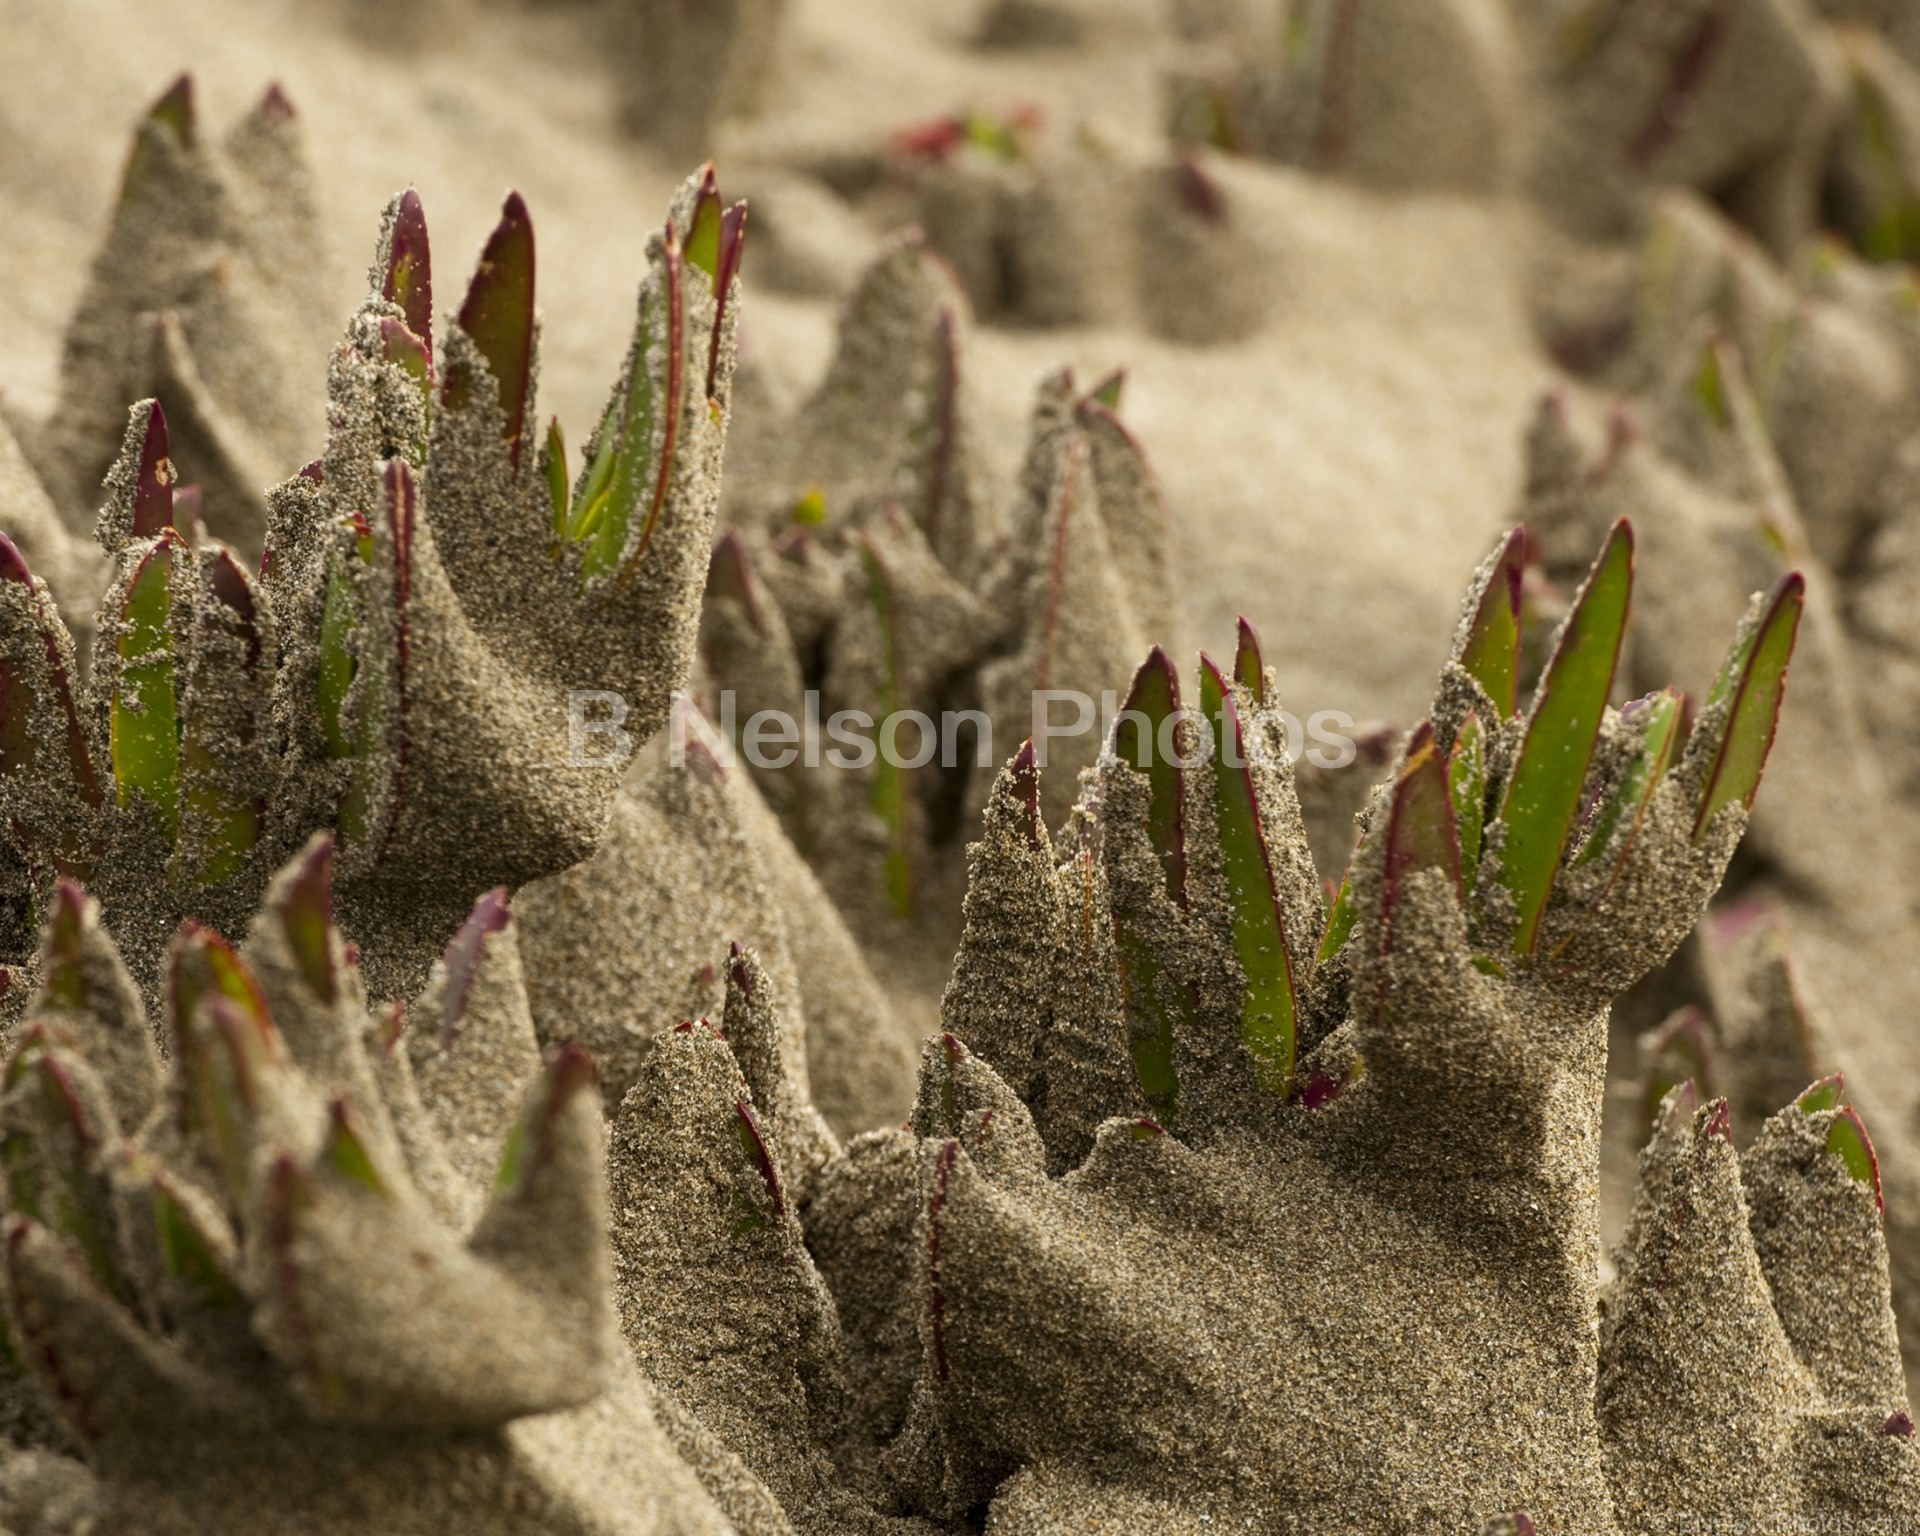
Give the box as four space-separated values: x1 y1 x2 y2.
0 0 1550 739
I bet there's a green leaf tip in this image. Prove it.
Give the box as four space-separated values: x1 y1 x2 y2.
1384 721 1463 912
569 219 686 584
321 1100 387 1195
1200 652 1297 1098
1497 519 1632 956
683 165 724 280
1086 369 1127 411
1115 647 1186 908
493 1042 597 1194
543 418 568 539
111 532 183 841
42 881 89 1011
1828 1105 1883 1210
1449 711 1486 894
182 549 265 884
279 837 337 1006
381 188 434 368
151 1174 241 1310
1795 1074 1845 1114
1459 526 1528 719
1578 690 1683 869
1233 617 1265 704
452 191 536 472
146 74 196 147
1693 573 1804 840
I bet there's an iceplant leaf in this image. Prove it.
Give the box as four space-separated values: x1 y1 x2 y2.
1577 690 1682 868
569 223 686 582
1449 711 1486 895
1796 1075 1845 1114
1112 648 1185 904
1457 527 1527 719
682 166 723 282
278 837 337 1006
1233 617 1265 704
1383 725 1461 912
708 200 747 401
1318 856 1359 963
180 549 265 884
132 400 176 542
381 187 433 368
321 1101 387 1195
1828 1105 1883 1210
0 536 103 836
148 1170 242 1310
542 418 568 540
1200 653 1297 1098
1495 519 1632 957
439 886 510 1045
380 319 433 415
111 535 182 842
339 467 415 855
1693 573 1804 840
449 192 535 472
314 529 362 763
1111 649 1190 1122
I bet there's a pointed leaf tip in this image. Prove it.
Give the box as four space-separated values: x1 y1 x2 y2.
1116 648 1186 907
279 838 336 1006
1003 741 1042 851
1828 1106 1883 1209
1201 650 1298 1098
382 189 433 366
1497 519 1632 955
439 887 510 1041
147 74 195 146
1795 1074 1845 1114
685 166 724 280
1384 721 1463 909
322 1100 387 1194
452 191 536 471
1694 573 1804 840
1232 618 1265 703
1459 526 1528 718
132 401 176 539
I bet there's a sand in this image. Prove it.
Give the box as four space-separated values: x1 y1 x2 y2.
3 0 1920 1530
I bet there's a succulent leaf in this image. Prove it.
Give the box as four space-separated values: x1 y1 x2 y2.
1458 527 1527 718
1111 649 1190 1121
1827 1106 1883 1210
1449 711 1486 895
1693 573 1805 839
1233 617 1264 703
447 192 536 472
542 417 568 539
110 534 182 842
1199 653 1297 1098
131 400 176 541
380 187 433 367
570 224 685 582
1378 724 1462 981
1495 519 1632 956
178 548 266 884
